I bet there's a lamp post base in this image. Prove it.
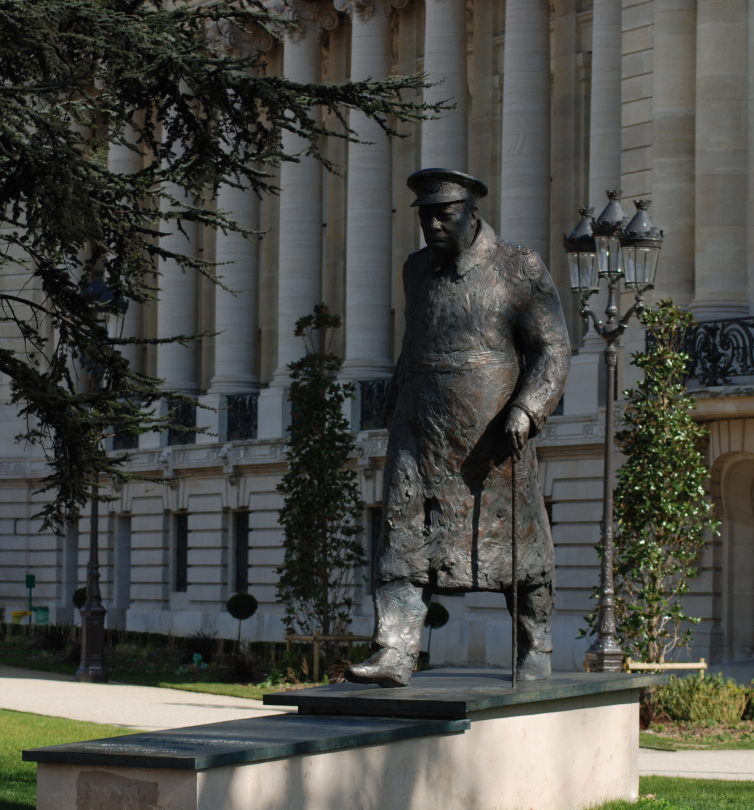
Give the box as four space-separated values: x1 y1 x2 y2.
584 648 624 673
76 603 108 684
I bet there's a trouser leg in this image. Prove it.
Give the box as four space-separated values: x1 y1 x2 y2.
345 578 429 688
504 573 555 680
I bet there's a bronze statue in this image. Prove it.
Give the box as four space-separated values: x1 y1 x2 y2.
346 169 570 688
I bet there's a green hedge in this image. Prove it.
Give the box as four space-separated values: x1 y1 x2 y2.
654 673 754 724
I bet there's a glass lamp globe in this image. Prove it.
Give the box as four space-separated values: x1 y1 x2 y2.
564 208 599 295
593 190 627 280
620 200 663 294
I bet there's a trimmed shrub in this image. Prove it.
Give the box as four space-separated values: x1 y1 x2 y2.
655 673 750 725
183 630 219 665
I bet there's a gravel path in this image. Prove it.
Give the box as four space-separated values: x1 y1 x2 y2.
0 665 291 730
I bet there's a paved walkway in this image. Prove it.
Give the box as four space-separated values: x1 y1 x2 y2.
639 748 754 781
0 665 291 730
2 665 754 779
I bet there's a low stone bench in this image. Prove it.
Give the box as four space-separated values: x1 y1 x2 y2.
25 670 665 810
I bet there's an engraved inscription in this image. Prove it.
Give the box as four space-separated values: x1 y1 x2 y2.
76 771 160 810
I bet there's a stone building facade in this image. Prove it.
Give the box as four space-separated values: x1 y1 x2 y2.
2 0 754 672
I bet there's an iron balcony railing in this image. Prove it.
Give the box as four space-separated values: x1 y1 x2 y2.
167 399 197 446
645 316 754 387
360 379 390 430
685 317 754 387
227 393 259 441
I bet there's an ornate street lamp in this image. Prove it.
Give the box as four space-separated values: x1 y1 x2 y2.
75 278 115 684
565 192 664 673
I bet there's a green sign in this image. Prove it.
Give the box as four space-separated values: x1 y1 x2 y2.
25 574 35 589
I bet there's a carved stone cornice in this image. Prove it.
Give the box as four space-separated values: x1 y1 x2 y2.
275 1 340 42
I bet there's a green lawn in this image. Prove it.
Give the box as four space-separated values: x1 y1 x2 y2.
0 709 138 810
592 777 754 809
639 731 754 752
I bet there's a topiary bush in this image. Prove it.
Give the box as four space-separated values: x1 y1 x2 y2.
424 602 450 663
227 593 259 644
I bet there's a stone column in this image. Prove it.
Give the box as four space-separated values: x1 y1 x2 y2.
471 0 496 226
341 1 393 381
258 5 337 437
582 0 622 353
550 0 579 347
749 1 754 313
421 0 468 170
651 0 697 308
392 0 421 358
323 20 349 360
208 182 261 394
499 0 550 259
109 117 144 375
259 44 282 386
271 12 330 384
157 194 199 395
588 0 622 212
692 0 748 321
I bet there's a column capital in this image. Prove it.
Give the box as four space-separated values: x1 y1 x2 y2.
334 0 408 22
275 1 341 42
216 20 277 57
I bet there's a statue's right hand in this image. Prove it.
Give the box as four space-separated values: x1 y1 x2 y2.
504 407 530 461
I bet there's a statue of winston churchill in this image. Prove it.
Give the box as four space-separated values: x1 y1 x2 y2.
345 169 571 688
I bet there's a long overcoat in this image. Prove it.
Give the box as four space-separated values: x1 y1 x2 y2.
376 219 571 593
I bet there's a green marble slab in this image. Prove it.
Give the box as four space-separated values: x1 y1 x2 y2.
264 669 668 719
23 714 470 771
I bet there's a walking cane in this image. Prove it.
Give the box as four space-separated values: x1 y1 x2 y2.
511 455 518 688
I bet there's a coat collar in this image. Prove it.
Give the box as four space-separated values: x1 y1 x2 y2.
429 218 497 277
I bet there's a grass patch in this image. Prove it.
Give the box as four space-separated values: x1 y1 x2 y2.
640 722 754 751
0 709 137 810
639 732 680 751
591 777 754 809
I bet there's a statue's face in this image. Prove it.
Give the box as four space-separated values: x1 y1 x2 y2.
419 201 478 257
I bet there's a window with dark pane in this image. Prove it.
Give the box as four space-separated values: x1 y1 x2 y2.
168 399 197 446
369 506 383 594
175 513 189 592
545 501 555 529
234 511 250 593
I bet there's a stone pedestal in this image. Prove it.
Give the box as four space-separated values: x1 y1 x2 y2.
27 671 664 810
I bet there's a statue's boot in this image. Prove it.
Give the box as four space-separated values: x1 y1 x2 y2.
506 579 554 682
345 578 428 688
517 649 551 681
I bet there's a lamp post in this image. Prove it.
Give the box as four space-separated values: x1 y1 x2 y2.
76 481 108 682
74 275 123 684
564 191 664 672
